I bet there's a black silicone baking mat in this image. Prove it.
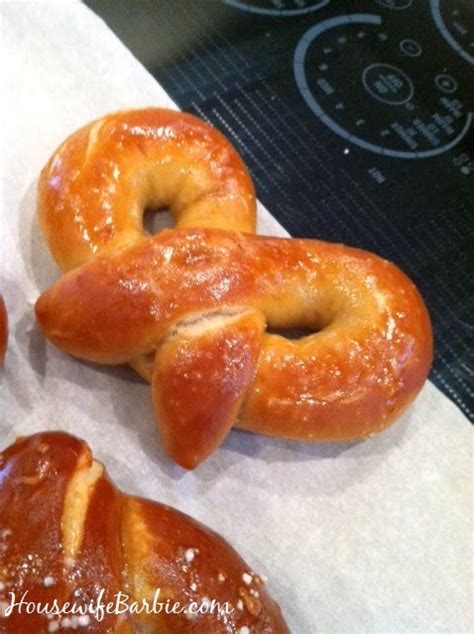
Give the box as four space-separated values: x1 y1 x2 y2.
86 0 474 421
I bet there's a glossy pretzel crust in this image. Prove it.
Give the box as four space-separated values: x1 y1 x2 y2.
0 296 7 366
0 432 290 633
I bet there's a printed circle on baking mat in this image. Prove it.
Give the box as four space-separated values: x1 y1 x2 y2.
293 13 472 158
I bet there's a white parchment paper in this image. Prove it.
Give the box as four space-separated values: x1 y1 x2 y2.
1 2 472 632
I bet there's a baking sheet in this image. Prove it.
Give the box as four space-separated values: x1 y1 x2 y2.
0 2 471 632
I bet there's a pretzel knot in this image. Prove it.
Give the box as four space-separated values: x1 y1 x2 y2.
36 109 433 469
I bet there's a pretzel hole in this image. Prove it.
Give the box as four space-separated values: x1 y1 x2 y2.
266 326 315 340
142 205 175 236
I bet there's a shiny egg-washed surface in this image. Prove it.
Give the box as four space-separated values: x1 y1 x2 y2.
0 432 289 632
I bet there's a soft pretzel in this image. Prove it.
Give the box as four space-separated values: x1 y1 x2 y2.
36 226 433 468
0 432 290 633
0 295 7 366
37 108 256 380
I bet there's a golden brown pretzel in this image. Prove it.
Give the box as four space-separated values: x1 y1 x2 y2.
36 108 432 468
0 432 289 633
37 108 256 379
0 295 7 366
36 227 433 469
